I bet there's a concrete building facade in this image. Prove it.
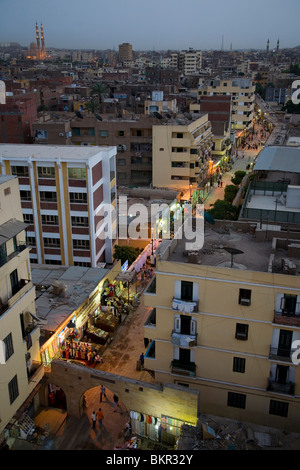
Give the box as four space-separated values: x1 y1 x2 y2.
0 144 117 267
143 222 300 432
0 175 43 438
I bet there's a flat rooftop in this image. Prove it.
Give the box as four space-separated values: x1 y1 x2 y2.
162 222 300 276
31 265 110 334
0 143 116 160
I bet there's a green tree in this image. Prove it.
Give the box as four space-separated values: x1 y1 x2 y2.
207 200 239 220
224 185 239 203
89 82 108 113
113 245 141 266
231 171 246 185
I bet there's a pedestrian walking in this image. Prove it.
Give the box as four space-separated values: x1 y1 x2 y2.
100 385 106 402
97 408 104 429
91 411 97 429
140 352 144 367
113 394 119 412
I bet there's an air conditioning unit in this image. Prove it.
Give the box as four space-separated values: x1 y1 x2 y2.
59 133 64 137
240 298 250 306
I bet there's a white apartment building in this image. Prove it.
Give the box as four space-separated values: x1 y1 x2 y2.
0 144 117 268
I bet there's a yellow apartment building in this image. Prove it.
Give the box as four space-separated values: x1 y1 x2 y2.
197 78 255 135
143 221 300 431
0 175 44 440
152 113 213 192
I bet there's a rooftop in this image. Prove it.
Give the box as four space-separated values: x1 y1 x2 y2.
254 145 300 173
0 143 116 161
31 265 110 334
159 221 300 276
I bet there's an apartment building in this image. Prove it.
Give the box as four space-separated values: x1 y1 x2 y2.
152 113 213 191
0 144 117 267
143 221 300 431
197 78 255 136
171 50 202 76
0 175 43 439
119 43 133 63
32 113 157 186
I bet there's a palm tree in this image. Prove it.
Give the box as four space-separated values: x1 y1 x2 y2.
89 82 108 114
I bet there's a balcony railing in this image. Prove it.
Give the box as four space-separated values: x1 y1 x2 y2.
273 311 300 327
144 308 156 328
172 298 198 314
8 279 33 309
27 361 44 383
171 330 197 347
171 359 196 377
0 243 27 267
267 378 295 396
269 346 296 363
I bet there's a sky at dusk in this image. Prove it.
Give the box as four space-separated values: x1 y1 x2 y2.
1 0 300 52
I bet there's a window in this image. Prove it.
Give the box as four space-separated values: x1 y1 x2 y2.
8 375 19 404
177 133 183 138
227 392 246 409
117 172 127 180
100 130 108 137
181 281 193 301
11 166 29 177
118 158 126 166
72 128 80 136
280 295 297 316
68 168 87 179
26 236 35 246
69 193 87 204
71 216 88 227
235 323 248 340
20 190 31 201
3 333 14 361
269 400 289 417
23 213 34 224
73 239 90 250
4 187 11 196
239 289 251 306
41 215 58 225
233 357 245 373
117 130 125 137
43 238 60 247
38 167 55 178
40 191 57 202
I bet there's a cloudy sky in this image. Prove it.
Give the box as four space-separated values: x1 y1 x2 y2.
1 0 299 51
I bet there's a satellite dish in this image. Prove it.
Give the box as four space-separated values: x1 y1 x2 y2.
94 114 102 121
152 112 163 119
165 113 172 119
75 110 83 119
224 247 244 267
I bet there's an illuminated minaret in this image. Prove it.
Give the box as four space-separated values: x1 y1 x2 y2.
36 22 41 59
276 39 280 55
266 38 269 55
40 23 46 59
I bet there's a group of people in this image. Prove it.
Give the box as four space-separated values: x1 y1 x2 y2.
91 386 122 431
61 341 104 367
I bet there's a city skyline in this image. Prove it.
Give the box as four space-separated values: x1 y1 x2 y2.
1 0 300 52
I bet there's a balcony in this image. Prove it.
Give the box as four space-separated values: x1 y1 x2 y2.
267 379 295 396
171 359 196 377
0 244 28 268
8 279 33 309
269 346 296 363
27 361 44 383
273 311 300 328
171 330 197 347
144 308 156 328
172 298 198 314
